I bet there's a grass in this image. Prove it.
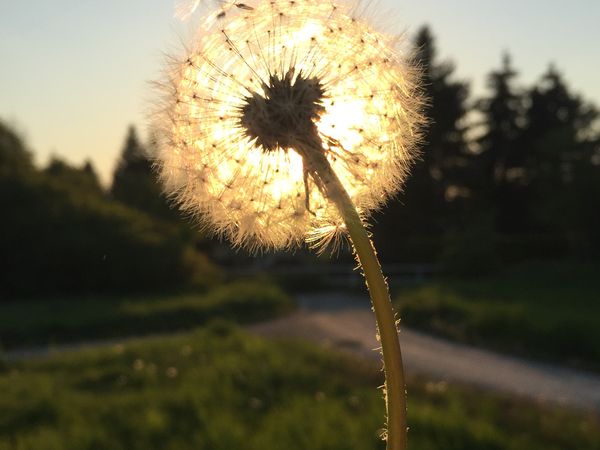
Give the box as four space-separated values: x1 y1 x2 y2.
394 262 600 371
0 281 293 351
0 324 598 450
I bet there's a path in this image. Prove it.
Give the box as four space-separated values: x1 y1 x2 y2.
250 292 600 412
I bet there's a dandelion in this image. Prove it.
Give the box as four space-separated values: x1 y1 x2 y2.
152 1 424 448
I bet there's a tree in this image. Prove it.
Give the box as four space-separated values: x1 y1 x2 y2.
373 26 471 262
111 126 176 219
414 26 472 204
523 66 600 255
475 54 526 234
0 122 218 298
0 119 33 177
45 158 103 195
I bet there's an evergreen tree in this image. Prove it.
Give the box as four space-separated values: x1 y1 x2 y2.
524 65 597 192
45 158 103 194
83 160 101 185
111 126 175 219
475 54 526 233
0 120 33 177
523 66 600 254
414 26 472 203
373 26 470 262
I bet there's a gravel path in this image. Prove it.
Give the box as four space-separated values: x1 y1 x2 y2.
250 292 600 412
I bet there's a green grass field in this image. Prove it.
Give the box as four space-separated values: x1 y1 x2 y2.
0 324 598 450
0 281 293 351
395 262 600 371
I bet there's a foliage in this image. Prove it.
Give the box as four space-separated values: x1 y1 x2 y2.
0 281 291 350
0 122 217 298
395 262 600 371
521 67 600 256
374 26 471 263
0 327 598 450
0 121 33 176
111 126 177 220
0 170 207 297
374 29 600 265
45 158 104 195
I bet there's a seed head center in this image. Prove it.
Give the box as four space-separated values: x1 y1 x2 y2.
239 69 325 151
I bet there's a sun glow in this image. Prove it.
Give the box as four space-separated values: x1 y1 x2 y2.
154 0 423 250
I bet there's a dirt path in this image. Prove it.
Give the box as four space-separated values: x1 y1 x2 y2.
250 292 600 412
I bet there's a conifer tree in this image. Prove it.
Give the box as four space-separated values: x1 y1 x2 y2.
45 158 103 194
523 66 600 253
476 54 525 233
0 120 33 177
374 26 470 261
111 126 175 219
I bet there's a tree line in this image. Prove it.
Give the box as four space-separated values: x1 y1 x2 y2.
1 26 599 297
373 27 600 274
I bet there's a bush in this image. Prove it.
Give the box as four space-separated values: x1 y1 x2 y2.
0 165 219 298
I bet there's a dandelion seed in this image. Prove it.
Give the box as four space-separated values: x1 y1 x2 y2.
174 0 203 20
154 0 423 253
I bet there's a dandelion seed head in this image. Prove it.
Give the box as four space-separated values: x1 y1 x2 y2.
174 0 203 21
154 0 424 251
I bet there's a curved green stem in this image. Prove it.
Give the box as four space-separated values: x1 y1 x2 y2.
302 144 408 450
342 204 407 450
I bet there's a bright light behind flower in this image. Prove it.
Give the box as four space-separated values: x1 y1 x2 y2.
154 0 423 251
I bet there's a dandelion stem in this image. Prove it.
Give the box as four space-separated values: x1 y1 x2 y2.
302 142 408 450
343 206 407 450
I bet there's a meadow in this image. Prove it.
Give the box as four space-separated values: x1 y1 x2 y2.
1 324 598 450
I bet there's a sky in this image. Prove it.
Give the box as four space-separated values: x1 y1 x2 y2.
1 0 598 185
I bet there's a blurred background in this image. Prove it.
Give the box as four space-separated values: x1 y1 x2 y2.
1 1 599 449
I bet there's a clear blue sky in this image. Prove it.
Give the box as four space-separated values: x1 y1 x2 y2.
1 0 598 184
